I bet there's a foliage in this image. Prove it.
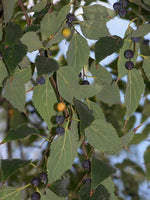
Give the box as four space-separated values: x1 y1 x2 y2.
0 0 150 200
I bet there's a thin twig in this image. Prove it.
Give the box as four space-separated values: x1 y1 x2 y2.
18 0 31 26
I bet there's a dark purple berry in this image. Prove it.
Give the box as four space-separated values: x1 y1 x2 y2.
119 8 127 17
36 77 45 85
44 49 52 57
84 178 91 184
125 61 134 70
82 160 91 171
55 115 64 125
79 72 82 78
39 172 48 183
113 2 122 11
31 177 40 187
124 49 134 59
66 13 75 23
55 126 65 136
81 80 89 85
31 192 41 200
131 37 140 43
143 39 149 45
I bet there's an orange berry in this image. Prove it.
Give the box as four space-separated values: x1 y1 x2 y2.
62 28 71 38
57 102 66 112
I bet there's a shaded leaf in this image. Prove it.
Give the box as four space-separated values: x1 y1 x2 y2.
120 130 135 147
91 155 116 190
2 0 17 23
86 99 105 120
143 0 150 6
85 119 122 152
41 189 66 200
79 182 91 200
131 0 150 12
91 184 110 200
95 36 123 63
20 32 43 52
1 41 27 75
35 55 59 76
57 66 103 103
3 76 25 111
47 119 80 183
33 76 57 130
74 99 94 133
144 146 150 182
0 60 8 86
0 186 22 200
132 24 150 37
1 159 30 182
102 177 118 200
1 124 40 143
67 33 90 73
125 69 145 120
142 57 150 81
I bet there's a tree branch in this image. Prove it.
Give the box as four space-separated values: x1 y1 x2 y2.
18 0 30 26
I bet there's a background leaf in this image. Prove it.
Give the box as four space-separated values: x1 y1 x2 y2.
142 57 150 81
132 24 150 37
125 69 145 120
85 119 122 152
0 60 8 86
144 146 150 182
1 159 30 182
2 0 17 23
31 0 47 12
67 34 90 73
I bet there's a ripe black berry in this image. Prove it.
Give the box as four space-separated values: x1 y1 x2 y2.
82 160 91 171
124 50 134 59
31 177 40 187
79 72 82 78
84 178 91 184
31 192 41 200
55 126 65 136
55 115 64 125
119 8 127 17
36 77 45 85
81 80 89 85
44 49 52 57
125 61 134 70
39 172 48 183
113 2 122 11
66 13 75 23
131 37 140 43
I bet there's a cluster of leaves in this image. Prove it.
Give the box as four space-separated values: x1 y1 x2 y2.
0 0 150 199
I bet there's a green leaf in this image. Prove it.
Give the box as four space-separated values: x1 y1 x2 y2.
67 33 90 73
20 32 43 52
91 184 110 200
95 36 123 63
2 0 17 23
32 0 47 12
47 119 80 183
125 69 145 120
91 155 116 190
57 66 103 103
142 57 150 81
131 0 150 12
85 119 122 152
1 124 40 143
1 159 30 182
79 182 91 200
0 186 22 200
41 189 66 200
118 30 139 79
33 76 57 130
144 145 150 182
19 56 30 69
0 60 8 86
143 103 150 116
97 82 120 104
1 40 27 75
86 99 105 120
35 55 59 76
14 67 31 84
40 12 58 40
5 23 22 45
74 99 94 133
3 76 25 111
102 177 118 200
80 20 108 40
120 130 135 147
132 24 150 37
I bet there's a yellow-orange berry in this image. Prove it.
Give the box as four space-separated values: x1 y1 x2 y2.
57 102 66 112
62 28 71 38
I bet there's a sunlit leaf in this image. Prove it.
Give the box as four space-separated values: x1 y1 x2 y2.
2 0 17 23
0 186 22 200
132 24 150 37
125 69 145 120
67 33 90 73
102 177 118 200
85 119 122 152
41 189 66 200
31 0 47 12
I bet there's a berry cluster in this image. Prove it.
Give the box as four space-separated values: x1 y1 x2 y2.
113 0 128 17
31 172 48 200
124 49 134 70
